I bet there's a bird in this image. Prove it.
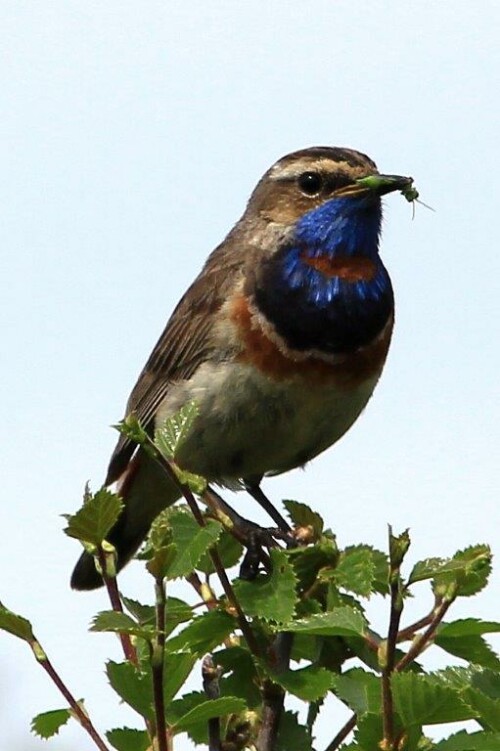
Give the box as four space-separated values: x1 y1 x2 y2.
71 146 413 590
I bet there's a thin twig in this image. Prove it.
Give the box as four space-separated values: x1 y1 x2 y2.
30 639 110 751
396 596 442 642
97 546 138 666
381 530 409 750
148 447 262 659
323 713 357 751
395 597 453 672
150 574 168 751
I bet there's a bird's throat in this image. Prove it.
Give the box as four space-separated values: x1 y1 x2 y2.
251 198 394 355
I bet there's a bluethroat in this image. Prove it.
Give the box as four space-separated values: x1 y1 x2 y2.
71 146 413 590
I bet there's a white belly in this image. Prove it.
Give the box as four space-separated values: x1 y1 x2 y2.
156 360 381 484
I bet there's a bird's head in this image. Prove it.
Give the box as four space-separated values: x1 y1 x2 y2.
246 146 413 237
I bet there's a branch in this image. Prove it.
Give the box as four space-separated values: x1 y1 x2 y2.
395 596 454 672
150 574 169 751
323 713 357 751
30 639 110 751
97 545 138 667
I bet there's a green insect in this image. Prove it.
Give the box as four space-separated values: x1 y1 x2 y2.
400 181 434 218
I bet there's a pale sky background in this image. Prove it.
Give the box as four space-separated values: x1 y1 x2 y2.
1 3 499 750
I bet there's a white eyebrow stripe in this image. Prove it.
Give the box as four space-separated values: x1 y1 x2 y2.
269 158 373 181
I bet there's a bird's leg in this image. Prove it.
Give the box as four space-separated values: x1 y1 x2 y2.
204 486 289 580
243 481 292 534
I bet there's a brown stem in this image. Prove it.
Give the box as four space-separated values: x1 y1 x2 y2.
98 547 139 667
381 532 407 750
148 444 262 659
395 597 453 672
151 575 168 751
323 713 357 751
396 596 441 642
31 641 110 751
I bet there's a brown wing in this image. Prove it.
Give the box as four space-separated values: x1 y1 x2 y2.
105 249 243 484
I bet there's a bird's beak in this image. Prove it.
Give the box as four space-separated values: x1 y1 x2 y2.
334 174 415 199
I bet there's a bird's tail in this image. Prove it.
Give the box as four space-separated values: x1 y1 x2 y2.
70 451 180 590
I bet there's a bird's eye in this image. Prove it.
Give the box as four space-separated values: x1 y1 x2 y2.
298 171 323 196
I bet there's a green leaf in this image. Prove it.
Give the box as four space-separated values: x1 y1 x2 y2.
64 488 123 545
106 727 150 751
285 606 367 638
216 647 261 708
146 543 178 579
436 623 500 671
164 652 197 704
438 619 500 638
122 597 155 625
233 548 298 623
334 545 379 597
122 596 192 637
106 661 153 720
392 672 474 725
408 556 447 585
154 401 199 460
389 526 411 567
171 696 246 733
0 604 34 642
166 610 235 655
270 665 334 701
462 689 500 731
283 500 324 537
275 710 313 751
196 529 243 574
432 544 492 598
332 668 381 715
433 730 500 750
165 512 223 578
90 611 153 640
31 708 71 739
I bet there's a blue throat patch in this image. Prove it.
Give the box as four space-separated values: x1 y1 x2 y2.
252 196 394 354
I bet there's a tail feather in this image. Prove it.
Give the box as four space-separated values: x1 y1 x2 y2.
70 450 180 590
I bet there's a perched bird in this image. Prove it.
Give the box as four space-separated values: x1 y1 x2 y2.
72 146 412 590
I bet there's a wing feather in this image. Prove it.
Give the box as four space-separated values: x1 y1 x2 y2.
105 251 242 484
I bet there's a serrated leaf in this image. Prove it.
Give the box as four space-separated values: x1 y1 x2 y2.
166 512 222 578
335 545 378 597
122 598 156 625
433 730 500 750
436 632 500 671
171 696 246 732
270 665 334 701
146 543 178 578
275 710 313 751
463 689 500 731
432 544 492 598
90 611 154 640
233 548 298 623
285 606 367 638
216 647 261 708
64 489 123 545
408 556 447 585
31 708 71 739
166 610 235 655
154 401 198 459
332 668 381 715
106 727 150 751
438 619 500 638
196 529 243 574
106 661 153 719
283 500 324 537
164 652 197 704
392 672 474 725
0 604 34 642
